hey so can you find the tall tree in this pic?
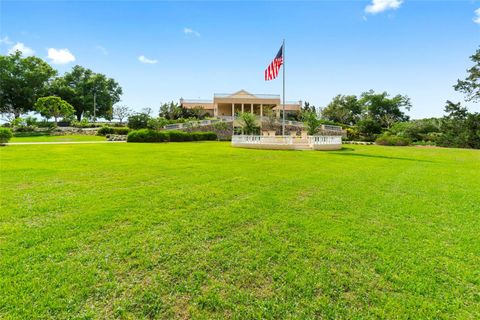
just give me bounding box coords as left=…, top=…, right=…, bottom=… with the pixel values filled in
left=301, top=109, right=322, bottom=135
left=322, top=95, right=362, bottom=125
left=0, top=51, right=57, bottom=118
left=34, top=96, right=75, bottom=125
left=454, top=48, right=480, bottom=103
left=50, top=65, right=122, bottom=120
left=159, top=102, right=182, bottom=120
left=438, top=101, right=480, bottom=149
left=359, top=90, right=411, bottom=128
left=113, top=105, right=132, bottom=124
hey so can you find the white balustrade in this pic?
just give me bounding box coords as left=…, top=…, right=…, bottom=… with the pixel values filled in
left=232, top=135, right=341, bottom=146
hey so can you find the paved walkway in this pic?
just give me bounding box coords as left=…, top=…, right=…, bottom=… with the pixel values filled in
left=6, top=141, right=126, bottom=146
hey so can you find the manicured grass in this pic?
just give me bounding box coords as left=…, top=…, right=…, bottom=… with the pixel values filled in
left=10, top=134, right=106, bottom=143
left=0, top=142, right=479, bottom=319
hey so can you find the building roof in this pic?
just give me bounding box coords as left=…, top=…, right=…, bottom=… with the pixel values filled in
left=181, top=90, right=301, bottom=109
left=214, top=90, right=280, bottom=100
left=181, top=99, right=213, bottom=104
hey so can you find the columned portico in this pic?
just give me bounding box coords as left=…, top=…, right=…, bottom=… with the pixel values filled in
left=181, top=89, right=302, bottom=119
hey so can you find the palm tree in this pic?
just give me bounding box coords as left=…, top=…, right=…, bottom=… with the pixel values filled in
left=239, top=112, right=257, bottom=135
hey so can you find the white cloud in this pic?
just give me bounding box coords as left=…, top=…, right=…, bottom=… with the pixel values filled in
left=138, top=55, right=158, bottom=64
left=96, top=45, right=108, bottom=56
left=7, top=42, right=35, bottom=56
left=47, top=48, right=76, bottom=64
left=474, top=8, right=480, bottom=24
left=0, top=36, right=13, bottom=45
left=365, top=0, right=403, bottom=14
left=183, top=27, right=200, bottom=37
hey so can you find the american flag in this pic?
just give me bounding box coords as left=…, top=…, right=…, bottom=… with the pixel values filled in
left=264, top=45, right=284, bottom=81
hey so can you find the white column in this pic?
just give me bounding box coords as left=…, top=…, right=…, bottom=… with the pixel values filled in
left=260, top=104, right=263, bottom=118
left=232, top=103, right=234, bottom=118
left=241, top=103, right=244, bottom=113
left=214, top=103, right=218, bottom=117
left=250, top=104, right=253, bottom=113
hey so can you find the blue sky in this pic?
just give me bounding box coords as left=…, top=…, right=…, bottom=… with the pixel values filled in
left=1, top=0, right=479, bottom=118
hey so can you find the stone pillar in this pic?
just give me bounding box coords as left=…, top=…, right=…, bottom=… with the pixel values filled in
left=250, top=104, right=253, bottom=113
left=241, top=103, right=244, bottom=113
left=260, top=104, right=263, bottom=118
left=232, top=103, right=234, bottom=118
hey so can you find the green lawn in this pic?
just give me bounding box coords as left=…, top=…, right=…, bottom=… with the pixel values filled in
left=0, top=142, right=479, bottom=319
left=10, top=134, right=106, bottom=143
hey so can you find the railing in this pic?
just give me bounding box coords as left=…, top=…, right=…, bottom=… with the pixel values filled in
left=232, top=135, right=294, bottom=145
left=232, top=135, right=341, bottom=145
left=307, top=136, right=342, bottom=145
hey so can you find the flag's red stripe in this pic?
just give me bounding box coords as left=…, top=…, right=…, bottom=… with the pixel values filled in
left=264, top=56, right=283, bottom=81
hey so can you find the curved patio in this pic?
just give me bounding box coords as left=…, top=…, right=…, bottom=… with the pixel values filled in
left=231, top=135, right=342, bottom=150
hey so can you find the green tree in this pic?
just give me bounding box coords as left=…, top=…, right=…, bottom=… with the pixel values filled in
left=113, top=105, right=132, bottom=124
left=0, top=51, right=57, bottom=118
left=437, top=101, right=480, bottom=149
left=359, top=90, right=411, bottom=128
left=239, top=112, right=258, bottom=135
left=263, top=108, right=277, bottom=131
left=128, top=113, right=150, bottom=130
left=301, top=101, right=316, bottom=114
left=301, top=110, right=322, bottom=135
left=454, top=48, right=480, bottom=103
left=159, top=102, right=183, bottom=120
left=357, top=117, right=382, bottom=141
left=147, top=117, right=168, bottom=131
left=50, top=65, right=122, bottom=121
left=322, top=95, right=362, bottom=125
left=34, top=96, right=75, bottom=125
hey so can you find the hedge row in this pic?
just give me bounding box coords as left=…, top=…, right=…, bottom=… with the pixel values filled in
left=97, top=126, right=130, bottom=136
left=127, top=130, right=217, bottom=143
left=375, top=134, right=411, bottom=146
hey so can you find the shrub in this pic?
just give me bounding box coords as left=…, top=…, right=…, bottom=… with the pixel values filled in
left=375, top=134, right=411, bottom=146
left=114, top=127, right=130, bottom=135
left=128, top=114, right=150, bottom=130
left=168, top=130, right=189, bottom=142
left=14, top=126, right=35, bottom=132
left=97, top=126, right=114, bottom=135
left=25, top=116, right=38, bottom=126
left=127, top=129, right=169, bottom=142
left=37, top=120, right=56, bottom=129
left=0, top=127, right=13, bottom=144
left=127, top=130, right=217, bottom=143
left=97, top=126, right=130, bottom=136
left=71, top=119, right=100, bottom=128
left=196, top=132, right=217, bottom=141
left=147, top=117, right=168, bottom=131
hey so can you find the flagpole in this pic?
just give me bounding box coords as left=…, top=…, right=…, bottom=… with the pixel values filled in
left=282, top=39, right=285, bottom=136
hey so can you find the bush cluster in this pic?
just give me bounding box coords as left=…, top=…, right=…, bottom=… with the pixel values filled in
left=97, top=126, right=130, bottom=136
left=0, top=127, right=13, bottom=144
left=127, top=130, right=217, bottom=143
left=375, top=134, right=411, bottom=146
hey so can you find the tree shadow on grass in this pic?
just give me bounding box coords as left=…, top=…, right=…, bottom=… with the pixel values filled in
left=326, top=150, right=435, bottom=163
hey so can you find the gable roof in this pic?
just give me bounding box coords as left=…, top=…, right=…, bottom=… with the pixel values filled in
left=214, top=90, right=280, bottom=100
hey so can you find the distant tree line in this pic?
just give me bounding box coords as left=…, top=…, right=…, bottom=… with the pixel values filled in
left=0, top=51, right=122, bottom=123
left=300, top=47, right=479, bottom=149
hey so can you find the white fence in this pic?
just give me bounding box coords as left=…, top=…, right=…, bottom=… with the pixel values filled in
left=232, top=135, right=342, bottom=145
left=307, top=136, right=342, bottom=145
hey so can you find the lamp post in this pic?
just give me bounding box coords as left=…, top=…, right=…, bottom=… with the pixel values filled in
left=93, top=92, right=96, bottom=123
